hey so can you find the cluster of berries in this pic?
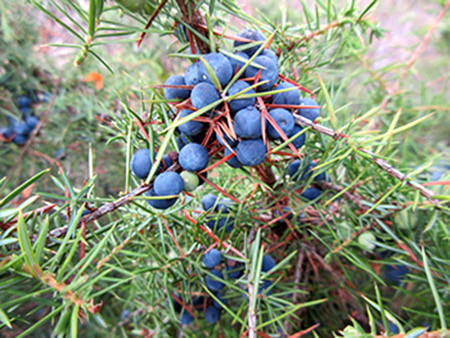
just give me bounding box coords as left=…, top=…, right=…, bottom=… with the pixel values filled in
left=164, top=28, right=320, bottom=169
left=172, top=242, right=276, bottom=326
left=0, top=94, right=47, bottom=145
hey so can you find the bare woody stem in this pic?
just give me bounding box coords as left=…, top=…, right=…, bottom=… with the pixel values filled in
left=175, top=0, right=210, bottom=54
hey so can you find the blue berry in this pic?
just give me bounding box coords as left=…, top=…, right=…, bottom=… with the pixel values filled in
left=205, top=269, right=225, bottom=291
left=205, top=306, right=221, bottom=323
left=302, top=162, right=326, bottom=181
left=191, top=82, right=220, bottom=111
left=273, top=206, right=293, bottom=224
left=198, top=53, right=233, bottom=87
left=181, top=131, right=206, bottom=145
left=224, top=147, right=242, bottom=169
left=227, top=52, right=249, bottom=78
left=185, top=62, right=201, bottom=86
left=202, top=194, right=218, bottom=211
left=14, top=122, right=32, bottom=136
left=226, top=262, right=244, bottom=279
left=298, top=97, right=320, bottom=121
left=25, top=116, right=39, bottom=129
left=234, top=29, right=265, bottom=56
left=178, top=109, right=204, bottom=136
left=217, top=132, right=238, bottom=148
left=273, top=82, right=300, bottom=105
left=261, top=254, right=276, bottom=272
left=130, top=149, right=159, bottom=179
left=1, top=125, right=15, bottom=139
left=164, top=75, right=190, bottom=101
left=213, top=292, right=227, bottom=308
left=233, top=106, right=262, bottom=139
left=262, top=49, right=278, bottom=65
left=289, top=125, right=306, bottom=149
left=258, top=280, right=273, bottom=296
left=203, top=248, right=222, bottom=268
left=288, top=160, right=302, bottom=179
left=153, top=172, right=184, bottom=196
left=162, top=154, right=172, bottom=169
left=217, top=198, right=232, bottom=213
left=176, top=136, right=186, bottom=150
left=178, top=143, right=209, bottom=171
left=180, top=310, right=194, bottom=325
left=267, top=108, right=294, bottom=140
left=20, top=107, right=31, bottom=116
left=17, top=96, right=31, bottom=108
left=145, top=188, right=177, bottom=210
left=12, top=134, right=28, bottom=145
left=385, top=264, right=409, bottom=284
left=244, top=55, right=278, bottom=91
left=236, top=139, right=267, bottom=166
left=227, top=81, right=255, bottom=113
left=301, top=187, right=322, bottom=201
left=207, top=217, right=234, bottom=233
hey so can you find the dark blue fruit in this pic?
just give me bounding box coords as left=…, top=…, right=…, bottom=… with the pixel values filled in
left=217, top=132, right=238, bottom=148
left=12, top=134, right=28, bottom=145
left=273, top=82, right=300, bottom=105
left=176, top=136, right=186, bottom=150
left=262, top=49, right=278, bottom=65
left=145, top=188, right=177, bottom=210
left=262, top=254, right=276, bottom=272
left=1, top=125, right=15, bottom=139
left=213, top=292, right=227, bottom=308
left=227, top=262, right=244, bottom=279
left=233, top=106, right=262, bottom=139
left=205, top=306, right=221, bottom=323
left=170, top=292, right=182, bottom=312
left=301, top=187, right=322, bottom=201
left=14, top=122, right=32, bottom=136
left=258, top=280, right=273, bottom=296
left=289, top=125, right=306, bottom=148
left=385, top=264, right=409, bottom=284
left=207, top=217, right=234, bottom=233
left=191, top=82, right=220, bottom=111
left=130, top=149, right=157, bottom=179
left=288, top=160, right=302, bottom=179
left=164, top=75, right=190, bottom=101
left=20, top=107, right=31, bottom=116
left=227, top=51, right=249, bottom=77
left=227, top=81, right=255, bottom=113
left=162, top=154, right=172, bottom=169
left=273, top=206, right=293, bottom=223
left=198, top=53, right=232, bottom=87
left=302, top=162, right=326, bottom=181
left=154, top=172, right=184, bottom=196
left=185, top=62, right=201, bottom=86
left=234, top=29, right=265, bottom=56
left=17, top=96, right=31, bottom=108
left=181, top=131, right=206, bottom=145
left=205, top=269, right=225, bottom=291
left=298, top=97, right=320, bottom=121
left=244, top=55, right=278, bottom=91
left=267, top=108, right=294, bottom=140
left=25, top=116, right=39, bottom=129
left=178, top=143, right=209, bottom=171
left=202, top=194, right=218, bottom=211
left=178, top=109, right=204, bottom=136
left=217, top=198, right=232, bottom=213
left=203, top=248, right=222, bottom=268
left=180, top=310, right=194, bottom=325
left=236, top=139, right=267, bottom=166
left=224, top=147, right=242, bottom=169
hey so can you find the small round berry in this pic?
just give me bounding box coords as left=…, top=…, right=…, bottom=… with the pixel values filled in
left=178, top=143, right=209, bottom=171
left=153, top=172, right=185, bottom=196
left=203, top=248, right=222, bottom=268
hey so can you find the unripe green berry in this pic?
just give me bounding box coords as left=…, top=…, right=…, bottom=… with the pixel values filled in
left=358, top=232, right=376, bottom=251
left=180, top=171, right=199, bottom=192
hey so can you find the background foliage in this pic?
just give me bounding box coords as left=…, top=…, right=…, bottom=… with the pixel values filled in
left=0, top=0, right=449, bottom=337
